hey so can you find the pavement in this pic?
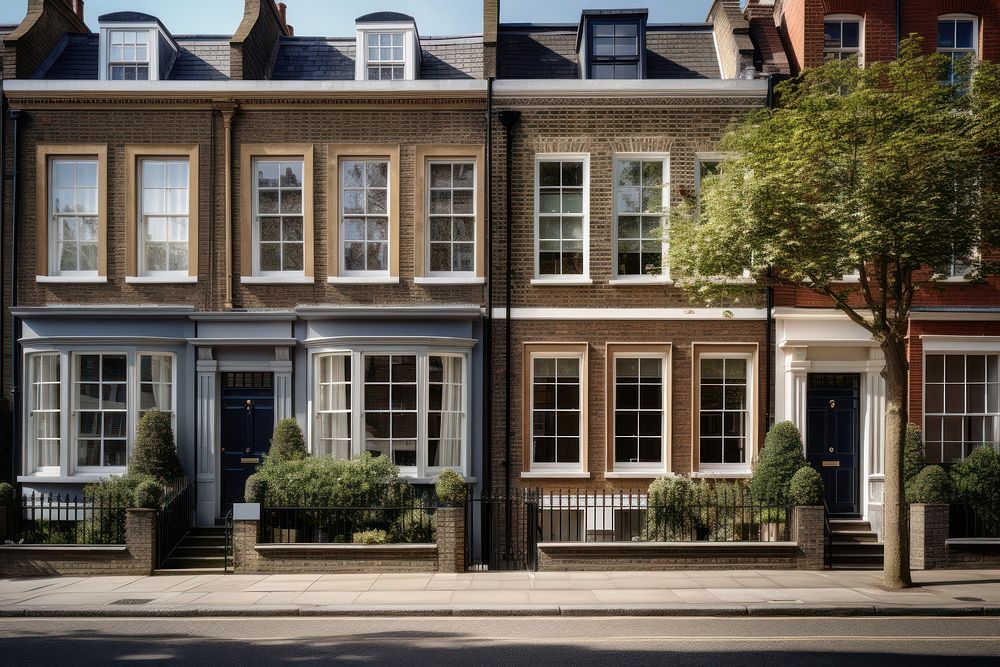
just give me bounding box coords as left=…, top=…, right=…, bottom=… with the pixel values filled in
left=1, top=569, right=1000, bottom=617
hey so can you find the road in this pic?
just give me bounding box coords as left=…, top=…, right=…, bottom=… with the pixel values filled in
left=1, top=616, right=998, bottom=664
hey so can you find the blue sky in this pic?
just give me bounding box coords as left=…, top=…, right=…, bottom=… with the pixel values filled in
left=0, top=1, right=717, bottom=36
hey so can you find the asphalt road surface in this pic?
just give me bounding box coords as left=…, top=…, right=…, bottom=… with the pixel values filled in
left=1, top=616, right=998, bottom=665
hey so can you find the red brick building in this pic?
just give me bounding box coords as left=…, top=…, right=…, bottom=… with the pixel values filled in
left=755, top=0, right=1000, bottom=535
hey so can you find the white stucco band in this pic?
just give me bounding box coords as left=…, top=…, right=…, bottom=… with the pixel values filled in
left=775, top=309, right=887, bottom=537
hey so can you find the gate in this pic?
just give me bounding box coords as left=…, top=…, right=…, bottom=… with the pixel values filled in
left=465, top=489, right=538, bottom=571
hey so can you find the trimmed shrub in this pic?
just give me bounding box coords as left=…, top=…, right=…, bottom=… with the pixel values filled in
left=130, top=411, right=184, bottom=483
left=352, top=529, right=390, bottom=545
left=435, top=468, right=467, bottom=506
left=644, top=475, right=698, bottom=541
left=244, top=473, right=267, bottom=505
left=133, top=480, right=165, bottom=509
left=906, top=465, right=952, bottom=504
left=904, top=423, right=926, bottom=483
left=789, top=466, right=824, bottom=506
left=0, top=481, right=13, bottom=506
left=750, top=421, right=807, bottom=504
left=951, top=446, right=1000, bottom=533
left=268, top=418, right=307, bottom=463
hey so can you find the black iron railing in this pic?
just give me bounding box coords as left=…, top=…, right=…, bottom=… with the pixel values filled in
left=465, top=489, right=539, bottom=571
left=950, top=497, right=1000, bottom=539
left=536, top=488, right=792, bottom=543
left=260, top=500, right=437, bottom=544
left=4, top=490, right=128, bottom=545
left=155, top=481, right=194, bottom=567
left=224, top=509, right=234, bottom=573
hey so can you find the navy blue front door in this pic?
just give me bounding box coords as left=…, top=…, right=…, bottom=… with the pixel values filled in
left=806, top=373, right=861, bottom=516
left=220, top=372, right=275, bottom=514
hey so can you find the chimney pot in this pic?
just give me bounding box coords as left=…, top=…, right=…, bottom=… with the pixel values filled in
left=286, top=24, right=294, bottom=37
left=277, top=2, right=287, bottom=27
left=71, top=0, right=84, bottom=22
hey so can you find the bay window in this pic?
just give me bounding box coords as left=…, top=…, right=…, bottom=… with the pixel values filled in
left=23, top=349, right=176, bottom=477
left=311, top=348, right=469, bottom=477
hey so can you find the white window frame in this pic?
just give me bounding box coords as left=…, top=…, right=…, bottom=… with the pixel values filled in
left=251, top=157, right=306, bottom=279
left=137, top=157, right=191, bottom=280
left=308, top=346, right=471, bottom=479
left=697, top=352, right=754, bottom=473
left=612, top=153, right=670, bottom=283
left=426, top=159, right=478, bottom=278
left=20, top=347, right=177, bottom=480
left=98, top=24, right=166, bottom=81
left=48, top=157, right=100, bottom=278
left=823, top=14, right=864, bottom=65
left=611, top=351, right=669, bottom=473
left=339, top=157, right=392, bottom=279
left=25, top=352, right=62, bottom=475
left=938, top=13, right=979, bottom=85
left=922, top=351, right=1000, bottom=463
left=533, top=153, right=591, bottom=284
left=529, top=350, right=586, bottom=472
left=355, top=23, right=419, bottom=81
left=694, top=152, right=752, bottom=281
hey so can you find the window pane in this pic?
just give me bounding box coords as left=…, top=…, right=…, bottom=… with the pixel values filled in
left=841, top=21, right=860, bottom=48
left=938, top=21, right=954, bottom=48
left=955, top=20, right=973, bottom=50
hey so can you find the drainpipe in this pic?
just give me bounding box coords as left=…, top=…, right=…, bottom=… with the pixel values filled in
left=222, top=107, right=237, bottom=309
left=0, top=93, right=5, bottom=480
left=895, top=0, right=902, bottom=57
left=764, top=75, right=776, bottom=430
left=498, top=110, right=520, bottom=504
left=8, top=110, right=23, bottom=481
left=484, top=78, right=494, bottom=497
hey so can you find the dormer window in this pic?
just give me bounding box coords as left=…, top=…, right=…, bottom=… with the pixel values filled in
left=588, top=21, right=640, bottom=79
left=98, top=12, right=178, bottom=82
left=366, top=32, right=405, bottom=80
left=355, top=13, right=421, bottom=81
left=108, top=30, right=150, bottom=80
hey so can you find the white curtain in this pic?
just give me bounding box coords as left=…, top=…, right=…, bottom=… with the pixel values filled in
left=437, top=356, right=463, bottom=467
left=151, top=355, right=172, bottom=411
left=319, top=353, right=351, bottom=459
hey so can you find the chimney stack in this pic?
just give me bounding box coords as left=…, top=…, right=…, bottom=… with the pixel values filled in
left=277, top=2, right=287, bottom=28
left=71, top=0, right=84, bottom=22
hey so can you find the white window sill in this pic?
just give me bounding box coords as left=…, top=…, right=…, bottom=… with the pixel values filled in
left=414, top=276, right=486, bottom=285
left=17, top=474, right=118, bottom=484
left=126, top=276, right=198, bottom=284
left=608, top=276, right=672, bottom=286
left=691, top=470, right=752, bottom=479
left=241, top=276, right=315, bottom=285
left=36, top=275, right=107, bottom=284
left=530, top=277, right=593, bottom=286
left=833, top=275, right=860, bottom=284
left=934, top=276, right=973, bottom=283
left=328, top=276, right=400, bottom=285
left=521, top=471, right=592, bottom=479
left=604, top=471, right=667, bottom=479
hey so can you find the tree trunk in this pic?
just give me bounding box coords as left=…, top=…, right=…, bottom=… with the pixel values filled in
left=880, top=336, right=912, bottom=589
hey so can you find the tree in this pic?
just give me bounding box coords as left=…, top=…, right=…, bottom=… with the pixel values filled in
left=670, top=40, right=1000, bottom=588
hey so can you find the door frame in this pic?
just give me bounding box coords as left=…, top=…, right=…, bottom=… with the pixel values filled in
left=219, top=371, right=277, bottom=514
left=806, top=372, right=862, bottom=516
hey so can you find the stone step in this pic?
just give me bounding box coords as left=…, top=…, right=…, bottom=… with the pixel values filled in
left=829, top=519, right=872, bottom=532
left=152, top=567, right=226, bottom=576
left=829, top=531, right=880, bottom=543
left=831, top=542, right=884, bottom=555
left=170, top=544, right=226, bottom=558
left=159, top=556, right=228, bottom=570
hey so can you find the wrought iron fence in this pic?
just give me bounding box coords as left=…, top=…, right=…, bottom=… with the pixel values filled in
left=224, top=509, right=234, bottom=573
left=950, top=497, right=1000, bottom=538
left=260, top=499, right=437, bottom=544
left=155, top=481, right=194, bottom=567
left=465, top=489, right=538, bottom=571
left=3, top=490, right=128, bottom=545
left=536, top=488, right=792, bottom=543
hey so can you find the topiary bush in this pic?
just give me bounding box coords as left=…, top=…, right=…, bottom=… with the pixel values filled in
left=789, top=466, right=824, bottom=506
left=905, top=465, right=952, bottom=504
left=129, top=411, right=184, bottom=483
left=255, top=453, right=411, bottom=508
left=0, top=481, right=13, bottom=507
left=244, top=472, right=267, bottom=504
left=352, top=529, right=390, bottom=545
left=435, top=468, right=467, bottom=506
left=644, top=475, right=698, bottom=541
left=750, top=421, right=807, bottom=504
left=267, top=418, right=307, bottom=463
left=904, top=423, right=926, bottom=483
left=133, top=479, right=165, bottom=509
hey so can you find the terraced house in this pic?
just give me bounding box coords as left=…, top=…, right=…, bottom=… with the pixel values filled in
left=1, top=0, right=489, bottom=526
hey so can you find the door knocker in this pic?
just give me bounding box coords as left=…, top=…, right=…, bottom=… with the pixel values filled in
left=829, top=399, right=836, bottom=409
left=245, top=399, right=253, bottom=414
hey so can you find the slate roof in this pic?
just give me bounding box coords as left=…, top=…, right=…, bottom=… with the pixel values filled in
left=40, top=33, right=231, bottom=80
left=498, top=24, right=721, bottom=79
left=271, top=35, right=483, bottom=80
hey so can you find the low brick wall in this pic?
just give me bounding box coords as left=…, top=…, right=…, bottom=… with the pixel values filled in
left=910, top=504, right=1000, bottom=570
left=232, top=507, right=465, bottom=574
left=0, top=509, right=157, bottom=577
left=537, top=505, right=826, bottom=572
